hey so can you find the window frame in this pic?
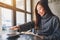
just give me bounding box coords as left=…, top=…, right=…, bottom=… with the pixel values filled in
left=0, top=0, right=33, bottom=26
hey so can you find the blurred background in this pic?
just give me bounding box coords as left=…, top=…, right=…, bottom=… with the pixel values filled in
left=0, top=0, right=60, bottom=34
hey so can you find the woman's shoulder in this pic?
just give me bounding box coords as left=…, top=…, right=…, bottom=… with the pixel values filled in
left=52, top=15, right=59, bottom=19
left=52, top=15, right=60, bottom=21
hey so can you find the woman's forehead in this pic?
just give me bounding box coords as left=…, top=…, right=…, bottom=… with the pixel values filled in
left=37, top=4, right=44, bottom=8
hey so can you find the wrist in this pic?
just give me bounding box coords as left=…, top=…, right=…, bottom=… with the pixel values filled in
left=39, top=36, right=44, bottom=40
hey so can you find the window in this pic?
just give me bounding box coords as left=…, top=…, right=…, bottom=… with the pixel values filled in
left=27, top=14, right=31, bottom=22
left=26, top=0, right=31, bottom=12
left=1, top=7, right=13, bottom=30
left=0, top=0, right=32, bottom=31
left=16, top=11, right=25, bottom=25
left=0, top=0, right=12, bottom=5
left=0, top=7, right=2, bottom=32
left=16, top=0, right=25, bottom=10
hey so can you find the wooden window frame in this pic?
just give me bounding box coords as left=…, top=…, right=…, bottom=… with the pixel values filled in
left=0, top=0, right=32, bottom=26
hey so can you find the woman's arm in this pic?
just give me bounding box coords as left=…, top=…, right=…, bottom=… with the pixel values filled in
left=10, top=21, right=35, bottom=32
left=19, top=21, right=35, bottom=31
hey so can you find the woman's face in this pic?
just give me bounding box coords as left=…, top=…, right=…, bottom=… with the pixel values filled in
left=37, top=4, right=46, bottom=16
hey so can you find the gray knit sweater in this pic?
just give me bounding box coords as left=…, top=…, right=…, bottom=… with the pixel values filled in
left=20, top=13, right=60, bottom=40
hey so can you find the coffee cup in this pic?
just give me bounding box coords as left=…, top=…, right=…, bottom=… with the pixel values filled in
left=7, top=28, right=17, bottom=35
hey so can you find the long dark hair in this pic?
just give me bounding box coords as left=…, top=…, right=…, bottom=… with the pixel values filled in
left=35, top=0, right=54, bottom=27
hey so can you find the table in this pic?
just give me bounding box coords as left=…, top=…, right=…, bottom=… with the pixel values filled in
left=1, top=33, right=42, bottom=40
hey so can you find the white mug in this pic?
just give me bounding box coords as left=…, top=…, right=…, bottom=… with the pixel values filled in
left=6, top=28, right=17, bottom=34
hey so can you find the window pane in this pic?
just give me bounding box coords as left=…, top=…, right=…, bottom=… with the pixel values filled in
left=26, top=0, right=31, bottom=12
left=1, top=7, right=13, bottom=30
left=16, top=11, right=25, bottom=25
left=27, top=14, right=31, bottom=22
left=0, top=7, right=2, bottom=32
left=16, top=0, right=25, bottom=10
left=0, top=0, right=12, bottom=5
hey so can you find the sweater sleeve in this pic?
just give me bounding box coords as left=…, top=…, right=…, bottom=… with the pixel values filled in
left=44, top=17, right=60, bottom=40
left=18, top=21, right=35, bottom=31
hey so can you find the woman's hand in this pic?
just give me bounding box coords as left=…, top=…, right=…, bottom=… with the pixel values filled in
left=39, top=36, right=44, bottom=40
left=10, top=25, right=20, bottom=31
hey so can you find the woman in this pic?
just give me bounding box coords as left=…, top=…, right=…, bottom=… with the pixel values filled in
left=11, top=0, right=60, bottom=40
